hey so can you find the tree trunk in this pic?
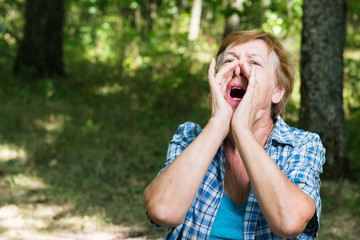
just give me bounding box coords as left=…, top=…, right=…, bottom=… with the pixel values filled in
left=300, top=0, right=348, bottom=179
left=223, top=0, right=243, bottom=38
left=188, top=0, right=202, bottom=41
left=13, top=0, right=65, bottom=77
left=141, top=0, right=156, bottom=34
left=224, top=14, right=241, bottom=38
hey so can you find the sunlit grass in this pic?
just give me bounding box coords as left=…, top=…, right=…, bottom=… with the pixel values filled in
left=0, top=144, right=27, bottom=163
left=0, top=203, right=154, bottom=240
left=344, top=49, right=360, bottom=60
left=34, top=114, right=67, bottom=133
left=95, top=83, right=125, bottom=96
left=8, top=175, right=49, bottom=190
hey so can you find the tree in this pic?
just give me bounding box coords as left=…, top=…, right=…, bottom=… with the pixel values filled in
left=223, top=0, right=243, bottom=38
left=222, top=0, right=267, bottom=38
left=188, top=0, right=202, bottom=41
left=299, top=0, right=348, bottom=179
left=13, top=0, right=65, bottom=77
left=141, top=0, right=157, bottom=34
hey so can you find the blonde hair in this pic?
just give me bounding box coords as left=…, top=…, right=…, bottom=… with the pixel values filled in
left=216, top=30, right=294, bottom=119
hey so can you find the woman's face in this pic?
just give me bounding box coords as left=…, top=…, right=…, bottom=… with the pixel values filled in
left=218, top=40, right=284, bottom=115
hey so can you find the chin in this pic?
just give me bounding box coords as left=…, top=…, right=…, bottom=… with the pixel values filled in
left=228, top=98, right=241, bottom=110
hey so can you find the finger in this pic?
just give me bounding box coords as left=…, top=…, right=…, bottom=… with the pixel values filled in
left=221, top=59, right=239, bottom=72
left=246, top=68, right=256, bottom=96
left=216, top=60, right=238, bottom=83
left=242, top=67, right=257, bottom=106
left=220, top=73, right=233, bottom=91
left=248, top=67, right=261, bottom=111
left=218, top=64, right=239, bottom=90
left=223, top=66, right=238, bottom=86
left=208, top=58, right=225, bottom=100
left=208, top=58, right=220, bottom=92
left=207, top=58, right=216, bottom=84
left=248, top=66, right=257, bottom=89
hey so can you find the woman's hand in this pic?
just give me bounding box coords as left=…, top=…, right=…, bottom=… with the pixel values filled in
left=208, top=58, right=238, bottom=125
left=231, top=66, right=266, bottom=131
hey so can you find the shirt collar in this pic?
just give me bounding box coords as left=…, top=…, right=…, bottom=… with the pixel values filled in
left=269, top=115, right=296, bottom=147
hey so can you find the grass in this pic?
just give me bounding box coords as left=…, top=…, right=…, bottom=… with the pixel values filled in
left=1, top=2, right=359, bottom=237
left=319, top=180, right=360, bottom=239
left=0, top=76, right=358, bottom=240
left=0, top=78, right=169, bottom=239
left=0, top=43, right=359, bottom=239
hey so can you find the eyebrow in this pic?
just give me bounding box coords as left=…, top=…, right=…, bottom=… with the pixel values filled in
left=223, top=51, right=265, bottom=61
left=223, top=51, right=238, bottom=58
left=246, top=53, right=265, bottom=61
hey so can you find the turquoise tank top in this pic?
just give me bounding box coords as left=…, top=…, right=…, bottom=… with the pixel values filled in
left=209, top=193, right=246, bottom=240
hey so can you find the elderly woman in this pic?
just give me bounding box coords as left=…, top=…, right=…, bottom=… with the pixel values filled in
left=143, top=30, right=326, bottom=239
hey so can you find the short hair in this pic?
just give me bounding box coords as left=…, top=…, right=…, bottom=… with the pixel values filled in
left=215, top=29, right=295, bottom=120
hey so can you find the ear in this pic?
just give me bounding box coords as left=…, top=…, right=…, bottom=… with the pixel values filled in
left=272, top=86, right=285, bottom=104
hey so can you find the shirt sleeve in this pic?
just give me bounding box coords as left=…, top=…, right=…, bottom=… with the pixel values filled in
left=146, top=122, right=202, bottom=228
left=158, top=122, right=202, bottom=174
left=283, top=132, right=326, bottom=238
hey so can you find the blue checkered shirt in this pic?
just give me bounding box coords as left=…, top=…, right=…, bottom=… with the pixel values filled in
left=156, top=116, right=325, bottom=240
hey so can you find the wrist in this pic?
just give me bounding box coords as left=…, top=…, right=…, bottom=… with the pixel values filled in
left=231, top=120, right=251, bottom=134
left=231, top=123, right=252, bottom=144
left=208, top=116, right=230, bottom=139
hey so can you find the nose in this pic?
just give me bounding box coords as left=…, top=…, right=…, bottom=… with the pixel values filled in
left=239, top=60, right=251, bottom=79
left=233, top=63, right=245, bottom=78
left=234, top=65, right=241, bottom=77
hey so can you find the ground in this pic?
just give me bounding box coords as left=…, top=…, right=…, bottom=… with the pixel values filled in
left=0, top=174, right=163, bottom=240
left=0, top=169, right=359, bottom=240
left=0, top=88, right=358, bottom=240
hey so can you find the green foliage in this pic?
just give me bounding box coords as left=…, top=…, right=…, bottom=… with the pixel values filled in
left=344, top=52, right=360, bottom=181
left=262, top=0, right=303, bottom=37
left=0, top=0, right=359, bottom=238
left=346, top=0, right=360, bottom=49
left=343, top=0, right=360, bottom=181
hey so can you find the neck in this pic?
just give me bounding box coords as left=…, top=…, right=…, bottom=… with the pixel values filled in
left=227, top=115, right=275, bottom=148
left=252, top=115, right=275, bottom=146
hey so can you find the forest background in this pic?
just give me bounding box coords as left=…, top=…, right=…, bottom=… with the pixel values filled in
left=0, top=0, right=359, bottom=239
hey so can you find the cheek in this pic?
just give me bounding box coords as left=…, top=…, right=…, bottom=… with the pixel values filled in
left=259, top=85, right=274, bottom=102
left=257, top=71, right=275, bottom=89
left=260, top=70, right=276, bottom=89
left=257, top=73, right=277, bottom=101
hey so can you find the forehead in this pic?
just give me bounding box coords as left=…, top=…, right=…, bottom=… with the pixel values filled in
left=224, top=39, right=271, bottom=56
left=224, top=39, right=278, bottom=67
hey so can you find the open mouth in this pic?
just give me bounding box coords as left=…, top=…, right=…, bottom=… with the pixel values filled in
left=230, top=87, right=246, bottom=100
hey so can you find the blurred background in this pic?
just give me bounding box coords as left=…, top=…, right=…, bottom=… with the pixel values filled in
left=0, top=0, right=359, bottom=239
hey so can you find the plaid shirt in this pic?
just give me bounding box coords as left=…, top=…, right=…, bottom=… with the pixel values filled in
left=157, top=116, right=325, bottom=240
